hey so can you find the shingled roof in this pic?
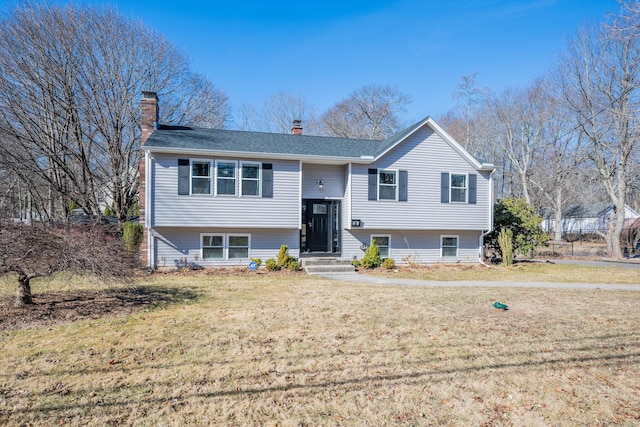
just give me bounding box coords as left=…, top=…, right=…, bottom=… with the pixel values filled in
left=143, top=117, right=495, bottom=171
left=143, top=117, right=431, bottom=161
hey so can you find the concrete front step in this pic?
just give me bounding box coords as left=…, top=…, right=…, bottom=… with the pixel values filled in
left=304, top=264, right=356, bottom=274
left=301, top=257, right=355, bottom=274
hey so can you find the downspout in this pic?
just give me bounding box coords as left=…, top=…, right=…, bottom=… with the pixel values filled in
left=145, top=151, right=153, bottom=268
left=479, top=169, right=495, bottom=267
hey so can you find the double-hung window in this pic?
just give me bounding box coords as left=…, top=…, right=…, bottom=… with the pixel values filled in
left=228, top=235, right=250, bottom=258
left=179, top=158, right=273, bottom=198
left=191, top=160, right=212, bottom=195
left=371, top=235, right=391, bottom=258
left=378, top=170, right=397, bottom=200
left=202, top=234, right=224, bottom=259
left=441, top=235, right=458, bottom=258
left=450, top=174, right=467, bottom=203
left=241, top=162, right=261, bottom=196
left=216, top=161, right=237, bottom=195
left=201, top=234, right=250, bottom=260
left=441, top=172, right=475, bottom=204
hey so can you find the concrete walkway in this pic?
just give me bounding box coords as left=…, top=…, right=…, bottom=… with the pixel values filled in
left=315, top=272, right=640, bottom=291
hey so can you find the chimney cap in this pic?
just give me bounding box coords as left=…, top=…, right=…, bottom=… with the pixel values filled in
left=142, top=91, right=158, bottom=101
left=291, top=119, right=303, bottom=135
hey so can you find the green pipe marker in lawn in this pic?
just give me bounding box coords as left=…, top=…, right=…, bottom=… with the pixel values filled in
left=493, top=301, right=509, bottom=310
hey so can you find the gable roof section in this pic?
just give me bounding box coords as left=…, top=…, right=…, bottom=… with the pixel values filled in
left=143, top=117, right=495, bottom=171
left=372, top=117, right=495, bottom=171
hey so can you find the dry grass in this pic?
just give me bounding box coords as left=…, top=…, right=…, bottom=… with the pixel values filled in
left=1, top=272, right=640, bottom=426
left=370, top=262, right=640, bottom=284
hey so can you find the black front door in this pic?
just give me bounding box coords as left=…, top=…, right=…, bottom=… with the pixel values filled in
left=306, top=200, right=330, bottom=252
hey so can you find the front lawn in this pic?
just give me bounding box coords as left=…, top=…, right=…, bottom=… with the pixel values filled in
left=1, top=272, right=639, bottom=425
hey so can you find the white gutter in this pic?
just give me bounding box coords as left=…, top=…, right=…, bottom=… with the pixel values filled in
left=143, top=146, right=373, bottom=165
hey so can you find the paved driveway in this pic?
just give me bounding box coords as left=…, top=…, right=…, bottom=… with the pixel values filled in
left=316, top=272, right=640, bottom=291
left=548, top=259, right=640, bottom=269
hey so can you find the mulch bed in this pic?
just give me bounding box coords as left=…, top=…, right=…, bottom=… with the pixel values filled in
left=0, top=268, right=303, bottom=332
left=0, top=288, right=155, bottom=332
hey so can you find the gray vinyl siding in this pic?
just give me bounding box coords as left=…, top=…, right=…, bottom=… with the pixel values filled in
left=301, top=163, right=346, bottom=199
left=342, top=229, right=481, bottom=264
left=152, top=227, right=299, bottom=268
left=350, top=126, right=492, bottom=230
left=150, top=153, right=300, bottom=228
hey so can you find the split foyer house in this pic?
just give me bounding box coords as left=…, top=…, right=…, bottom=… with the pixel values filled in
left=139, top=92, right=495, bottom=269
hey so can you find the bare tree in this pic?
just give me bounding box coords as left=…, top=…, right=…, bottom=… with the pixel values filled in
left=0, top=2, right=229, bottom=222
left=453, top=73, right=487, bottom=155
left=557, top=2, right=640, bottom=258
left=489, top=80, right=551, bottom=204
left=261, top=91, right=320, bottom=134
left=234, top=103, right=262, bottom=131
left=527, top=82, right=586, bottom=240
left=321, top=84, right=411, bottom=140
left=0, top=221, right=137, bottom=307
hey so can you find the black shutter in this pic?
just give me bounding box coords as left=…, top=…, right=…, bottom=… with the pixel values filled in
left=368, top=169, right=377, bottom=201
left=468, top=174, right=477, bottom=204
left=178, top=159, right=190, bottom=195
left=262, top=163, right=273, bottom=198
left=441, top=172, right=450, bottom=203
left=399, top=170, right=408, bottom=202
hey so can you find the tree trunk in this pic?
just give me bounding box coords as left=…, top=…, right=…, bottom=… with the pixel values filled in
left=553, top=187, right=563, bottom=242
left=15, top=274, right=33, bottom=307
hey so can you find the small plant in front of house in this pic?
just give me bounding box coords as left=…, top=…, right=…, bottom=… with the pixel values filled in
left=286, top=259, right=299, bottom=271
left=351, top=258, right=361, bottom=268
left=122, top=222, right=144, bottom=254
left=361, top=239, right=381, bottom=269
left=276, top=244, right=299, bottom=270
left=277, top=245, right=290, bottom=267
left=498, top=227, right=514, bottom=267
left=381, top=258, right=395, bottom=270
left=250, top=257, right=262, bottom=268
left=265, top=258, right=279, bottom=271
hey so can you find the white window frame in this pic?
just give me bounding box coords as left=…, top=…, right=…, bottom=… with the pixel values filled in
left=227, top=234, right=251, bottom=259
left=201, top=233, right=224, bottom=259
left=441, top=235, right=459, bottom=258
left=240, top=161, right=262, bottom=197
left=450, top=173, right=468, bottom=203
left=190, top=159, right=213, bottom=195
left=215, top=160, right=238, bottom=196
left=370, top=234, right=391, bottom=259
left=378, top=169, right=398, bottom=201
left=200, top=233, right=251, bottom=260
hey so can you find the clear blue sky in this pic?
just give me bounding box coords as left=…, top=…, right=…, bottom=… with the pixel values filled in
left=0, top=0, right=619, bottom=124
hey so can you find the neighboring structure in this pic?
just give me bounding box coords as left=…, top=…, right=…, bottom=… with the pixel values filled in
left=140, top=92, right=495, bottom=268
left=542, top=203, right=640, bottom=235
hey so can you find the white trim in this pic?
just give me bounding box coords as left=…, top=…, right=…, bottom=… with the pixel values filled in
left=449, top=172, right=468, bottom=203
left=227, top=234, right=251, bottom=259
left=441, top=235, right=459, bottom=258
left=144, top=146, right=365, bottom=164
left=370, top=234, right=391, bottom=258
left=201, top=233, right=225, bottom=260
left=189, top=158, right=213, bottom=196
left=298, top=161, right=303, bottom=230
left=240, top=161, right=262, bottom=197
left=144, top=152, right=152, bottom=267
left=200, top=233, right=251, bottom=260
left=378, top=168, right=399, bottom=201
left=215, top=160, right=238, bottom=196
left=347, top=163, right=352, bottom=229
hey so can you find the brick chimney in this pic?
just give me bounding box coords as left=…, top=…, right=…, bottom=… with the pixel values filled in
left=141, top=91, right=158, bottom=144
left=291, top=119, right=302, bottom=135
left=139, top=91, right=158, bottom=267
